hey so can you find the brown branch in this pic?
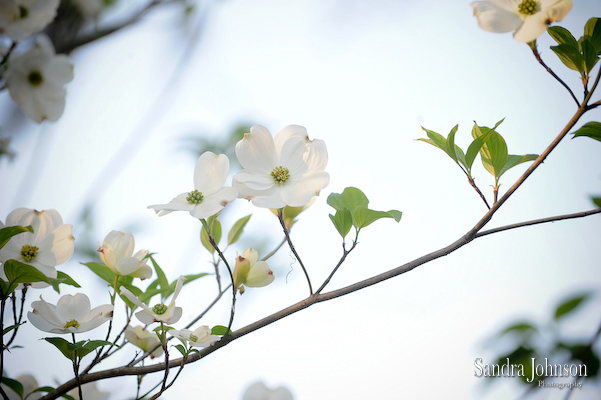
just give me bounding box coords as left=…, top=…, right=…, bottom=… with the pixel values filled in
left=531, top=44, right=580, bottom=107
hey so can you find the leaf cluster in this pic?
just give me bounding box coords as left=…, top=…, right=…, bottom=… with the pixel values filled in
left=549, top=18, right=601, bottom=79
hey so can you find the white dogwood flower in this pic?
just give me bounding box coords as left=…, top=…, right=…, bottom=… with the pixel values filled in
left=232, top=248, right=274, bottom=294
left=242, top=381, right=294, bottom=400
left=28, top=293, right=113, bottom=334
left=125, top=325, right=163, bottom=358
left=0, top=0, right=60, bottom=41
left=470, top=0, right=572, bottom=43
left=169, top=326, right=218, bottom=348
left=3, top=35, right=73, bottom=123
left=0, top=208, right=74, bottom=288
left=120, top=275, right=185, bottom=325
left=98, top=231, right=152, bottom=280
left=148, top=151, right=238, bottom=219
left=233, top=125, right=329, bottom=209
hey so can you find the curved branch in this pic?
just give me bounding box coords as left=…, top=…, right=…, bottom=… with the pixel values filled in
left=40, top=100, right=591, bottom=400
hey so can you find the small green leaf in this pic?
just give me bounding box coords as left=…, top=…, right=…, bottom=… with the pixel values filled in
left=211, top=325, right=233, bottom=336
left=1, top=376, right=24, bottom=398
left=3, top=321, right=25, bottom=336
left=329, top=209, right=352, bottom=239
left=228, top=215, right=251, bottom=245
left=550, top=43, right=584, bottom=72
left=572, top=121, right=601, bottom=142
left=181, top=272, right=209, bottom=285
left=497, top=154, right=538, bottom=179
left=581, top=37, right=600, bottom=73
left=3, top=260, right=51, bottom=294
left=173, top=344, right=187, bottom=356
left=584, top=17, right=601, bottom=53
left=466, top=125, right=494, bottom=170
left=327, top=187, right=369, bottom=213
left=554, top=293, right=591, bottom=320
left=28, top=386, right=76, bottom=400
left=82, top=262, right=116, bottom=285
left=592, top=197, right=601, bottom=208
left=548, top=26, right=579, bottom=48
left=211, top=220, right=222, bottom=246
left=44, top=337, right=76, bottom=360
left=353, top=206, right=402, bottom=230
left=499, top=322, right=538, bottom=336
left=148, top=255, right=169, bottom=301
left=0, top=225, right=33, bottom=250
left=200, top=225, right=215, bottom=254
left=48, top=271, right=81, bottom=294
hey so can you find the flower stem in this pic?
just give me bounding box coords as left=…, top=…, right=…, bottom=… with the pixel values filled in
left=72, top=333, right=83, bottom=400
left=277, top=209, right=313, bottom=295
left=208, top=235, right=237, bottom=339
left=0, top=299, right=9, bottom=400
left=530, top=43, right=580, bottom=107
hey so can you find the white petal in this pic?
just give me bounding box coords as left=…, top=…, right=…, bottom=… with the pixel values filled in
left=513, top=12, right=549, bottom=42
left=116, top=258, right=152, bottom=278
left=235, top=125, right=278, bottom=173
left=232, top=171, right=275, bottom=191
left=104, top=231, right=134, bottom=261
left=245, top=261, right=275, bottom=288
left=30, top=296, right=63, bottom=328
left=28, top=311, right=65, bottom=334
left=470, top=1, right=523, bottom=33
left=56, top=293, right=91, bottom=322
left=135, top=310, right=157, bottom=325
left=248, top=186, right=286, bottom=209
left=50, top=223, right=75, bottom=265
left=165, top=306, right=183, bottom=325
left=241, top=248, right=259, bottom=264
left=170, top=275, right=186, bottom=305
left=280, top=172, right=330, bottom=207
left=274, top=125, right=308, bottom=156
left=193, top=152, right=230, bottom=195
left=148, top=192, right=195, bottom=216
left=189, top=187, right=238, bottom=219
left=278, top=134, right=310, bottom=176
left=77, top=304, right=113, bottom=332
left=305, top=138, right=328, bottom=173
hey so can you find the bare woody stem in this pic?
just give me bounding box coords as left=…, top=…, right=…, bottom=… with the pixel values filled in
left=208, top=236, right=237, bottom=339
left=277, top=209, right=313, bottom=295
left=531, top=44, right=581, bottom=107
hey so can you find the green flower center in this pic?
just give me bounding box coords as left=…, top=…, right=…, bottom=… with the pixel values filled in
left=518, top=0, right=539, bottom=15
left=189, top=334, right=198, bottom=342
left=271, top=166, right=290, bottom=184
left=20, top=244, right=39, bottom=262
left=186, top=189, right=204, bottom=204
left=64, top=319, right=80, bottom=330
left=19, top=6, right=28, bottom=19
left=27, top=71, right=43, bottom=87
left=152, top=303, right=168, bottom=315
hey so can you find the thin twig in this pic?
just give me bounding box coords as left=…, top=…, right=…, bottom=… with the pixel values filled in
left=261, top=237, right=287, bottom=261
left=531, top=44, right=580, bottom=107
left=315, top=240, right=358, bottom=295
left=277, top=210, right=313, bottom=295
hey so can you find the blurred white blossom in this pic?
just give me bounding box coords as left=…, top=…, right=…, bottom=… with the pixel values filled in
left=233, top=125, right=329, bottom=209
left=0, top=0, right=60, bottom=41
left=28, top=293, right=113, bottom=334
left=242, top=381, right=294, bottom=400
left=72, top=0, right=104, bottom=18
left=470, top=0, right=572, bottom=43
left=2, top=374, right=41, bottom=400
left=67, top=382, right=111, bottom=400
left=4, top=35, right=73, bottom=123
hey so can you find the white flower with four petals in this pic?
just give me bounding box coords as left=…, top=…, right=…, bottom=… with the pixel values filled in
left=98, top=230, right=152, bottom=280
left=120, top=275, right=185, bottom=325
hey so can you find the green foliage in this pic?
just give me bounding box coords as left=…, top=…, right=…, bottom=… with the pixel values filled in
left=572, top=121, right=601, bottom=142
left=44, top=337, right=114, bottom=361
left=28, top=387, right=75, bottom=400
left=211, top=325, right=233, bottom=336
left=327, top=187, right=401, bottom=240
left=1, top=376, right=23, bottom=398
left=200, top=216, right=222, bottom=254
left=549, top=18, right=601, bottom=78
left=3, top=322, right=25, bottom=336
left=593, top=197, right=601, bottom=208
left=1, top=260, right=50, bottom=297
left=0, top=225, right=33, bottom=250
left=228, top=215, right=251, bottom=245
left=81, top=262, right=142, bottom=309
left=553, top=292, right=591, bottom=320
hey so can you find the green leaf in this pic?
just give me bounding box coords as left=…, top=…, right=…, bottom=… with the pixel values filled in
left=548, top=26, right=579, bottom=48
left=584, top=17, right=601, bottom=54
left=446, top=125, right=459, bottom=162
left=211, top=325, right=233, bottom=336
left=329, top=209, right=352, bottom=239
left=554, top=293, right=591, bottom=320
left=3, top=321, right=25, bottom=336
left=418, top=125, right=463, bottom=164
left=581, top=37, right=600, bottom=73
left=2, top=260, right=51, bottom=295
left=497, top=154, right=538, bottom=179
left=327, top=187, right=369, bottom=214
left=82, top=262, right=116, bottom=285
left=466, top=125, right=494, bottom=170
left=173, top=344, right=187, bottom=357
left=572, top=121, right=601, bottom=142
left=353, top=206, right=402, bottom=230
left=200, top=225, right=215, bottom=254
left=44, top=337, right=76, bottom=360
left=48, top=271, right=81, bottom=294
left=211, top=220, right=222, bottom=247
left=28, top=386, right=76, bottom=400
left=592, top=197, right=601, bottom=208
left=74, top=340, right=114, bottom=358
left=0, top=225, right=33, bottom=250
left=499, top=322, right=538, bottom=337
left=550, top=43, right=584, bottom=72
left=228, top=215, right=251, bottom=245
left=1, top=376, right=24, bottom=398
left=181, top=272, right=209, bottom=285
left=148, top=255, right=169, bottom=301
